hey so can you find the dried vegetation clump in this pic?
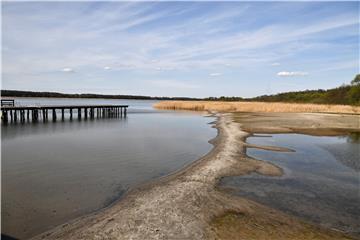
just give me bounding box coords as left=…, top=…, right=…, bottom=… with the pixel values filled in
left=154, top=101, right=360, bottom=114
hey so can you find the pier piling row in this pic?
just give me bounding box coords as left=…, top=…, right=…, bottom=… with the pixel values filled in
left=1, top=105, right=128, bottom=124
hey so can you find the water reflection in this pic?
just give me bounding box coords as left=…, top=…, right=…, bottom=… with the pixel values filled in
left=2, top=117, right=128, bottom=140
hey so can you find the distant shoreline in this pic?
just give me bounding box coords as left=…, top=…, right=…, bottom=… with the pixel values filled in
left=1, top=90, right=199, bottom=101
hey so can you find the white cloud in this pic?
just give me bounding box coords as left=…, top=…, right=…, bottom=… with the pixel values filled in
left=209, top=73, right=222, bottom=77
left=277, top=71, right=308, bottom=77
left=271, top=62, right=280, bottom=66
left=62, top=68, right=74, bottom=73
left=104, top=66, right=111, bottom=70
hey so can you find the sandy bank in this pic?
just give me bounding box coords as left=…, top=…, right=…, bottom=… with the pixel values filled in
left=32, top=113, right=357, bottom=240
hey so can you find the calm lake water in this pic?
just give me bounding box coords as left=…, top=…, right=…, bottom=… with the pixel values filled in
left=219, top=133, right=360, bottom=237
left=1, top=98, right=216, bottom=239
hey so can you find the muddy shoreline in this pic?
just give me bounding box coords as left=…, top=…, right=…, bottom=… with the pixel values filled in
left=32, top=112, right=359, bottom=240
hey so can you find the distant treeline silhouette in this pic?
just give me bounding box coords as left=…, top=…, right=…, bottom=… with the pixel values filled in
left=2, top=74, right=359, bottom=105
left=205, top=74, right=360, bottom=105
left=0, top=90, right=200, bottom=101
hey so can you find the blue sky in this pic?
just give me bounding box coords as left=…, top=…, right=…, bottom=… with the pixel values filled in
left=2, top=2, right=359, bottom=97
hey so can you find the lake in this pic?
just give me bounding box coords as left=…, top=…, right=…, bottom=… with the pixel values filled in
left=219, top=133, right=360, bottom=237
left=1, top=98, right=216, bottom=239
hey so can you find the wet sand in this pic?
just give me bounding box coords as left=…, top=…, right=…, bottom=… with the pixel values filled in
left=32, top=112, right=359, bottom=240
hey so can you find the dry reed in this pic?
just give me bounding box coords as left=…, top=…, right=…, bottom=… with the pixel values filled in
left=154, top=101, right=360, bottom=114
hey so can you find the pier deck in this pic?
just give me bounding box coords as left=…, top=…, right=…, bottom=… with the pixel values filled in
left=1, top=105, right=128, bottom=123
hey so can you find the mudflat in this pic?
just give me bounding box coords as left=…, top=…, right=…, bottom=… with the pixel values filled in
left=32, top=112, right=359, bottom=240
left=233, top=112, right=360, bottom=135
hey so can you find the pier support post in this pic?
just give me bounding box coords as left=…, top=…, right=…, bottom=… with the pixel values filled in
left=14, top=110, right=17, bottom=123
left=52, top=109, right=57, bottom=121
left=20, top=110, right=25, bottom=123
left=22, top=110, right=26, bottom=123
left=33, top=109, right=38, bottom=122
left=27, top=110, right=30, bottom=121
left=70, top=108, right=73, bottom=120
left=42, top=109, right=46, bottom=122
left=61, top=109, right=65, bottom=121
left=2, top=110, right=8, bottom=123
left=5, top=110, right=9, bottom=123
left=78, top=108, right=81, bottom=120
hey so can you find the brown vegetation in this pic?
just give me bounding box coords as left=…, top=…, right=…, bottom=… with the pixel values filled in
left=154, top=101, right=360, bottom=114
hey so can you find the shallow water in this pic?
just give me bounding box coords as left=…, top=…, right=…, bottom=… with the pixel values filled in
left=219, top=133, right=360, bottom=236
left=1, top=98, right=216, bottom=239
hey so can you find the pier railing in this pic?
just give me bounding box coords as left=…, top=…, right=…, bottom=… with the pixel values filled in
left=1, top=105, right=128, bottom=124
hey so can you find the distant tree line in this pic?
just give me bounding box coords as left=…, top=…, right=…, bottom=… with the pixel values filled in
left=206, top=96, right=244, bottom=101
left=2, top=74, right=360, bottom=105
left=0, top=90, right=200, bottom=101
left=205, top=74, right=360, bottom=105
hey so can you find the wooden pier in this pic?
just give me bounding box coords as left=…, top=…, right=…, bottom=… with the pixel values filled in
left=1, top=105, right=128, bottom=124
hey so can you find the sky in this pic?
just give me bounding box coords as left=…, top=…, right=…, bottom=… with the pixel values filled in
left=2, top=1, right=359, bottom=98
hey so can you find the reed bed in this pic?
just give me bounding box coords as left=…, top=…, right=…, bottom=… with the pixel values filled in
left=154, top=101, right=360, bottom=114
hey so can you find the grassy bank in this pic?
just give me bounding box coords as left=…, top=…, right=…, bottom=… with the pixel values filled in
left=154, top=101, right=360, bottom=114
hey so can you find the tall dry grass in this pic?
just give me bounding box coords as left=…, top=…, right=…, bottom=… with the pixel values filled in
left=154, top=101, right=360, bottom=114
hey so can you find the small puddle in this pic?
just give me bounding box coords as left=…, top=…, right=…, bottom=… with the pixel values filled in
left=219, top=133, right=360, bottom=237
